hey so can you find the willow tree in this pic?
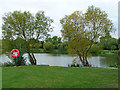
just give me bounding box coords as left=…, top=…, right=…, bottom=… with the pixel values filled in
left=2, top=11, right=53, bottom=65
left=60, top=5, right=115, bottom=66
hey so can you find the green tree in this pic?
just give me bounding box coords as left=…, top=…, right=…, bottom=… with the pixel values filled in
left=111, top=45, right=117, bottom=50
left=45, top=36, right=62, bottom=49
left=58, top=41, right=68, bottom=54
left=52, top=36, right=62, bottom=49
left=89, top=44, right=100, bottom=55
left=100, top=36, right=118, bottom=50
left=29, top=38, right=41, bottom=48
left=2, top=37, right=26, bottom=66
left=60, top=5, right=115, bottom=66
left=2, top=11, right=53, bottom=65
left=43, top=42, right=54, bottom=51
left=2, top=39, right=13, bottom=54
left=45, top=37, right=52, bottom=43
left=40, top=41, right=44, bottom=48
left=118, top=44, right=120, bottom=49
left=118, top=38, right=120, bottom=44
left=14, top=37, right=26, bottom=66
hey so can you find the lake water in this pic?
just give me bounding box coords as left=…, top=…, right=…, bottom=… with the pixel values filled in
left=0, top=53, right=118, bottom=67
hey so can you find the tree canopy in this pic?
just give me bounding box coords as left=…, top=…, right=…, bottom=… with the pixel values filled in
left=100, top=36, right=118, bottom=50
left=60, top=5, right=115, bottom=66
left=2, top=10, right=53, bottom=65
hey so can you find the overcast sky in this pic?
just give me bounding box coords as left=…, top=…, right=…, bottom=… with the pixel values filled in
left=0, top=0, right=119, bottom=39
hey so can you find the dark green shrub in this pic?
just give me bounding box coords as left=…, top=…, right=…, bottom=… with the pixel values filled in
left=109, top=64, right=118, bottom=68
left=76, top=64, right=80, bottom=67
left=10, top=47, right=26, bottom=66
left=12, top=49, right=26, bottom=66
left=43, top=42, right=54, bottom=51
left=118, top=51, right=120, bottom=55
left=71, top=64, right=76, bottom=67
left=69, top=63, right=83, bottom=67
left=89, top=44, right=100, bottom=55
left=2, top=62, right=14, bottom=67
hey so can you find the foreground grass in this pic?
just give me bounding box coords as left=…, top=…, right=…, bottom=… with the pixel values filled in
left=2, top=65, right=118, bottom=88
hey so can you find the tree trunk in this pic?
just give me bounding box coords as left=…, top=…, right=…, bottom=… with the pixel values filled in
left=31, top=52, right=37, bottom=65
left=28, top=53, right=35, bottom=65
left=84, top=54, right=90, bottom=66
left=78, top=53, right=90, bottom=67
left=26, top=42, right=36, bottom=65
left=82, top=42, right=93, bottom=67
left=78, top=54, right=85, bottom=66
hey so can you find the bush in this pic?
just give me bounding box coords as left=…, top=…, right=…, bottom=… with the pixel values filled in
left=118, top=51, right=120, bottom=55
left=2, top=62, right=14, bottom=67
left=58, top=43, right=68, bottom=54
left=111, top=45, right=117, bottom=50
left=68, top=63, right=83, bottom=67
left=2, top=51, right=26, bottom=67
left=30, top=43, right=42, bottom=48
left=9, top=48, right=26, bottom=66
left=43, top=42, right=54, bottom=50
left=109, top=64, right=118, bottom=68
left=71, top=64, right=76, bottom=67
left=89, top=44, right=100, bottom=55
left=13, top=49, right=26, bottom=66
left=118, top=44, right=120, bottom=49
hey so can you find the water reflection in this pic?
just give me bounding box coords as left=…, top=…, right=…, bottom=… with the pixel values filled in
left=99, top=55, right=118, bottom=67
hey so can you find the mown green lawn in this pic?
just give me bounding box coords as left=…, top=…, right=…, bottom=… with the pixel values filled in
left=2, top=65, right=118, bottom=88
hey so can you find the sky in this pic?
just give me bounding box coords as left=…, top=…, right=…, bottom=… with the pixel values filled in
left=0, top=0, right=119, bottom=39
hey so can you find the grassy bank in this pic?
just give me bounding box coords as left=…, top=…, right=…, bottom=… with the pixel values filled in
left=2, top=65, right=118, bottom=88
left=100, top=50, right=120, bottom=55
left=32, top=48, right=68, bottom=54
